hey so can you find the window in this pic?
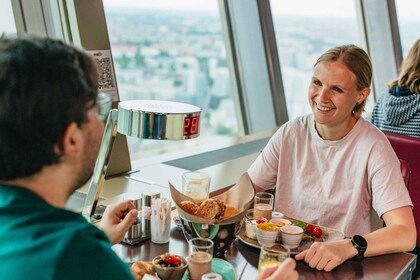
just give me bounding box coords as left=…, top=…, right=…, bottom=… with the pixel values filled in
left=0, top=1, right=17, bottom=35
left=103, top=0, right=239, bottom=160
left=395, top=0, right=420, bottom=56
left=270, top=0, right=361, bottom=120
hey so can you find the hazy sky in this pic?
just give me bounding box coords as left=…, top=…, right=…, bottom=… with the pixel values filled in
left=103, top=0, right=419, bottom=18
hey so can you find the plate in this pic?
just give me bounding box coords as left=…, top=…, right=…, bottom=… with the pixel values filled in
left=237, top=218, right=344, bottom=255
left=182, top=258, right=237, bottom=280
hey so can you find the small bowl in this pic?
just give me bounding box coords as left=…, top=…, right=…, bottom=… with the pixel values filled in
left=256, top=226, right=280, bottom=247
left=280, top=225, right=304, bottom=249
left=245, top=219, right=258, bottom=239
left=269, top=218, right=292, bottom=227
left=152, top=255, right=188, bottom=280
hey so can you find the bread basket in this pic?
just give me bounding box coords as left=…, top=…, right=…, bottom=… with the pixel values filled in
left=170, top=173, right=255, bottom=257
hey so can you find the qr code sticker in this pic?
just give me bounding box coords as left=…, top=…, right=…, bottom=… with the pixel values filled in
left=96, top=57, right=115, bottom=90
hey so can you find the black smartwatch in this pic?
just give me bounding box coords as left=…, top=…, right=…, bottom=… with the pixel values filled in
left=351, top=235, right=367, bottom=261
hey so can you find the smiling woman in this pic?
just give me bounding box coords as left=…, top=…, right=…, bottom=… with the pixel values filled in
left=247, top=44, right=416, bottom=272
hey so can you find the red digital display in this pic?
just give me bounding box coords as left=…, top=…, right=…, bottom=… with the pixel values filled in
left=183, top=116, right=200, bottom=136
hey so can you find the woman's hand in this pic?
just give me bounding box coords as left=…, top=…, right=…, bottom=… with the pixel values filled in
left=98, top=200, right=138, bottom=245
left=295, top=239, right=355, bottom=271
left=258, top=258, right=298, bottom=280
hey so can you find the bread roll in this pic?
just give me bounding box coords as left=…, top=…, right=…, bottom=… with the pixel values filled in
left=196, top=199, right=221, bottom=219
left=179, top=201, right=199, bottom=215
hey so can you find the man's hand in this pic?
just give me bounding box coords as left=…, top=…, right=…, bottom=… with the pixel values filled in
left=295, top=239, right=355, bottom=271
left=98, top=200, right=138, bottom=245
left=258, top=258, right=298, bottom=280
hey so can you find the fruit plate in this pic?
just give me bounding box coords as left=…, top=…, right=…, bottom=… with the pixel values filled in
left=182, top=258, right=237, bottom=280
left=237, top=219, right=344, bottom=255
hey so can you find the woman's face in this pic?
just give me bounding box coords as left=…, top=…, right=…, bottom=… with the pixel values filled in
left=308, top=61, right=368, bottom=138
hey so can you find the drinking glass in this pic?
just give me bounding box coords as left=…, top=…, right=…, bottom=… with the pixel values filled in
left=188, top=238, right=214, bottom=280
left=258, top=245, right=290, bottom=272
left=150, top=198, right=171, bottom=244
left=182, top=171, right=211, bottom=203
left=254, top=192, right=274, bottom=220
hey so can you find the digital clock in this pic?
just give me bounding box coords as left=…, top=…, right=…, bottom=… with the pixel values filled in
left=117, top=100, right=201, bottom=140
left=183, top=116, right=200, bottom=136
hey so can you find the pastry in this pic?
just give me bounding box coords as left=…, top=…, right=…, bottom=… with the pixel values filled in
left=179, top=201, right=199, bottom=215
left=196, top=199, right=221, bottom=219
left=130, top=261, right=154, bottom=280
left=222, top=204, right=239, bottom=219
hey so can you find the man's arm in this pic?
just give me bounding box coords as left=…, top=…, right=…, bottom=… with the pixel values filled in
left=295, top=206, right=416, bottom=271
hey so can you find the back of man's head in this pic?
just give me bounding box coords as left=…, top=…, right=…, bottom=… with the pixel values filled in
left=0, top=35, right=99, bottom=180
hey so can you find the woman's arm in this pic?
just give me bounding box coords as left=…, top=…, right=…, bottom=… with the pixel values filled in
left=295, top=206, right=416, bottom=271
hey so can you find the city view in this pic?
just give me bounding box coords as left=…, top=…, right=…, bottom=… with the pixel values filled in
left=103, top=5, right=419, bottom=159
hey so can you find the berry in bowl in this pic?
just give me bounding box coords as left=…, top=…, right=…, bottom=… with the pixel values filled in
left=152, top=253, right=188, bottom=280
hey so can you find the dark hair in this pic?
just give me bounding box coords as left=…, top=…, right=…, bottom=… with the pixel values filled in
left=0, top=35, right=99, bottom=180
left=314, top=45, right=372, bottom=117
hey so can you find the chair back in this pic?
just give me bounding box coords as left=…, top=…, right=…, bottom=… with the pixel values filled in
left=383, top=131, right=420, bottom=247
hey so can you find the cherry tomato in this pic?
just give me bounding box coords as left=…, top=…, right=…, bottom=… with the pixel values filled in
left=313, top=227, right=323, bottom=238
left=306, top=224, right=314, bottom=234
left=256, top=219, right=266, bottom=224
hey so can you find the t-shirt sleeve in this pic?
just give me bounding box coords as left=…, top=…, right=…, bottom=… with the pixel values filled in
left=247, top=128, right=283, bottom=190
left=369, top=142, right=413, bottom=218
left=54, top=226, right=134, bottom=280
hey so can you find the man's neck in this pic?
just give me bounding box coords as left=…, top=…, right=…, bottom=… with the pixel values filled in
left=3, top=166, right=74, bottom=208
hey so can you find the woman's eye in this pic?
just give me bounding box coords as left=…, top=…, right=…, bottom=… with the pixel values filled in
left=313, top=79, right=321, bottom=86
left=332, top=86, right=343, bottom=93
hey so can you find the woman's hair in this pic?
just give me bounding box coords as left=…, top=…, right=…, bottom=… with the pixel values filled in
left=0, top=35, right=99, bottom=180
left=389, top=38, right=420, bottom=94
left=314, top=45, right=372, bottom=118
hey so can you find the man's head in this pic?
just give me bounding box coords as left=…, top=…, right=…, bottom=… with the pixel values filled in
left=0, top=35, right=101, bottom=185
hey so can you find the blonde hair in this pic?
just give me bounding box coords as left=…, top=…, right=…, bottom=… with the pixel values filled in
left=314, top=45, right=372, bottom=118
left=389, top=38, right=420, bottom=94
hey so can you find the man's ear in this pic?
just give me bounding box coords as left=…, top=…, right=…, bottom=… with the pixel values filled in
left=61, top=122, right=83, bottom=157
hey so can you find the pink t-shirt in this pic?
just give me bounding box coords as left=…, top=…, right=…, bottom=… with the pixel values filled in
left=248, top=115, right=412, bottom=236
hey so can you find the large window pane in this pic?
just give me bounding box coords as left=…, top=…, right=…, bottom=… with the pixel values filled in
left=395, top=0, right=420, bottom=56
left=0, top=1, right=17, bottom=35
left=103, top=0, right=239, bottom=160
left=270, top=1, right=362, bottom=120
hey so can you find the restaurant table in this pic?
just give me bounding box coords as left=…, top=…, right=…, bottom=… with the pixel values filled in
left=113, top=224, right=417, bottom=280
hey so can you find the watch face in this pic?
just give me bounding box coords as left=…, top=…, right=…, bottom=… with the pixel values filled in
left=353, top=235, right=367, bottom=248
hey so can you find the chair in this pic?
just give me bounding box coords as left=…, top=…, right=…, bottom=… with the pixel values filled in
left=383, top=131, right=420, bottom=247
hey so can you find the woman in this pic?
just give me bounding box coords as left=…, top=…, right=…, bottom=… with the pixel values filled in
left=371, top=38, right=420, bottom=138
left=247, top=45, right=416, bottom=271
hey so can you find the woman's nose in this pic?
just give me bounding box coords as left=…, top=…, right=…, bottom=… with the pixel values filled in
left=317, top=87, right=330, bottom=103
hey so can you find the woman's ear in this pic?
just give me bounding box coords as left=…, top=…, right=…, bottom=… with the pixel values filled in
left=60, top=122, right=83, bottom=157
left=357, top=87, right=371, bottom=104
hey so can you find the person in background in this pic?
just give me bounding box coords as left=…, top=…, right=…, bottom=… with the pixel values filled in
left=370, top=38, right=420, bottom=280
left=248, top=45, right=416, bottom=271
left=371, top=38, right=420, bottom=138
left=0, top=35, right=138, bottom=279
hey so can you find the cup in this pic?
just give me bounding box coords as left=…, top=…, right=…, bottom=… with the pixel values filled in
left=150, top=198, right=171, bottom=244
left=258, top=245, right=290, bottom=272
left=188, top=238, right=213, bottom=280
left=280, top=225, right=304, bottom=249
left=254, top=192, right=274, bottom=220
left=182, top=171, right=211, bottom=203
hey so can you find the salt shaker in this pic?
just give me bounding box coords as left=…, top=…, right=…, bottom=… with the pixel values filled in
left=142, top=190, right=160, bottom=237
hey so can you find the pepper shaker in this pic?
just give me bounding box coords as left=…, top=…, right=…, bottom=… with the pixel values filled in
left=142, top=190, right=160, bottom=237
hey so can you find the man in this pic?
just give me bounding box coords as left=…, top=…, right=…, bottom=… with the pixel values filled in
left=0, top=35, right=137, bottom=279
